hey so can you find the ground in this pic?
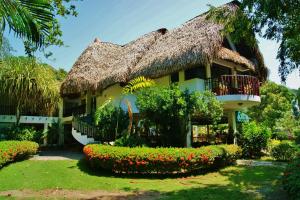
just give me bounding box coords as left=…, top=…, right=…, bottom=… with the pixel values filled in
left=0, top=154, right=287, bottom=200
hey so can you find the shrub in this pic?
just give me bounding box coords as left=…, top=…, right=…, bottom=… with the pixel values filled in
left=0, top=125, right=42, bottom=143
left=136, top=85, right=223, bottom=147
left=114, top=134, right=148, bottom=147
left=271, top=141, right=297, bottom=161
left=240, top=122, right=271, bottom=158
left=0, top=141, right=38, bottom=168
left=267, top=139, right=281, bottom=153
left=94, top=100, right=129, bottom=139
left=83, top=144, right=241, bottom=174
left=282, top=158, right=300, bottom=200
left=294, top=129, right=300, bottom=144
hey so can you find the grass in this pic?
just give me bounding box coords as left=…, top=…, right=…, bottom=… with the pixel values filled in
left=0, top=159, right=287, bottom=200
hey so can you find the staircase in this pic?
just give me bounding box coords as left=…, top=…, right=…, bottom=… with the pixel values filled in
left=72, top=116, right=99, bottom=145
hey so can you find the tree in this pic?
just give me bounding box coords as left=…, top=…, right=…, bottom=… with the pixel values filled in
left=247, top=81, right=294, bottom=129
left=0, top=37, right=15, bottom=59
left=0, top=57, right=61, bottom=124
left=24, top=0, right=81, bottom=58
left=240, top=0, right=300, bottom=82
left=136, top=85, right=223, bottom=147
left=94, top=99, right=129, bottom=139
left=208, top=1, right=300, bottom=82
left=0, top=0, right=53, bottom=47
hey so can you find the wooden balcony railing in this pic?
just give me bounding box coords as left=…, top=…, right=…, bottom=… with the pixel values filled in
left=205, top=75, right=260, bottom=96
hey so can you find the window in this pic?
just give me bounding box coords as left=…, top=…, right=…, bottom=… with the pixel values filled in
left=184, top=66, right=205, bottom=80
left=170, top=72, right=179, bottom=83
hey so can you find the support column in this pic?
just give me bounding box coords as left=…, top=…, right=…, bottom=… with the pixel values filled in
left=179, top=71, right=185, bottom=83
left=43, top=123, right=48, bottom=146
left=186, top=115, right=192, bottom=148
left=205, top=64, right=211, bottom=79
left=58, top=99, right=64, bottom=146
left=86, top=91, right=92, bottom=115
left=228, top=111, right=238, bottom=145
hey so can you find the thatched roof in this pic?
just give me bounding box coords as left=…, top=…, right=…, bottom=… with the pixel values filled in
left=61, top=1, right=266, bottom=96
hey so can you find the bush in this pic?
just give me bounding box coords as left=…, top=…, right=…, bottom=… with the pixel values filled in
left=94, top=100, right=129, bottom=139
left=0, top=125, right=42, bottom=143
left=271, top=141, right=297, bottom=161
left=282, top=158, right=300, bottom=200
left=267, top=139, right=281, bottom=153
left=136, top=86, right=223, bottom=147
left=114, top=134, right=148, bottom=147
left=294, top=129, right=300, bottom=144
left=239, top=122, right=271, bottom=158
left=0, top=141, right=38, bottom=168
left=83, top=144, right=241, bottom=174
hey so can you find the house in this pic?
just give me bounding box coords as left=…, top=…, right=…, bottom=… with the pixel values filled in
left=60, top=1, right=268, bottom=146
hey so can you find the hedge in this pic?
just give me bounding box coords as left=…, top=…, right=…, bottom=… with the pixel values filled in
left=282, top=157, right=300, bottom=200
left=0, top=141, right=38, bottom=168
left=83, top=144, right=241, bottom=174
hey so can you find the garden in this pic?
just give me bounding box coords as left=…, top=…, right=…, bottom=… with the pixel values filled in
left=0, top=0, right=300, bottom=199
left=1, top=80, right=300, bottom=199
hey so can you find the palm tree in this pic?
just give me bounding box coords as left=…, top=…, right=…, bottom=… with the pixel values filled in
left=0, top=57, right=60, bottom=124
left=0, top=0, right=53, bottom=47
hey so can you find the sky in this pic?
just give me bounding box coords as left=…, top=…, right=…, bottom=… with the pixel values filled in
left=7, top=0, right=300, bottom=89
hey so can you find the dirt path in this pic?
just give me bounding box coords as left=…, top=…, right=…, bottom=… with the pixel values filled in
left=236, top=159, right=287, bottom=167
left=30, top=151, right=84, bottom=161
left=0, top=189, right=160, bottom=200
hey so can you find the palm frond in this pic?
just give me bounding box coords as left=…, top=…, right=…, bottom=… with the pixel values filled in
left=123, top=76, right=155, bottom=94
left=0, top=0, right=53, bottom=46
left=94, top=98, right=112, bottom=125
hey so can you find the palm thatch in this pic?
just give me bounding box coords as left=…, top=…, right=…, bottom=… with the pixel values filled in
left=61, top=1, right=266, bottom=96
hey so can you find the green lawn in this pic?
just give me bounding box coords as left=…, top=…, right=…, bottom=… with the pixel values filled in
left=0, top=159, right=287, bottom=200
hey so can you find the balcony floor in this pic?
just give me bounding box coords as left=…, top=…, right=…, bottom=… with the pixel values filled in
left=217, top=94, right=261, bottom=111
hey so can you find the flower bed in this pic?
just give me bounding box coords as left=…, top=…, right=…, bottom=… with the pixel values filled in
left=0, top=141, right=38, bottom=168
left=83, top=144, right=241, bottom=174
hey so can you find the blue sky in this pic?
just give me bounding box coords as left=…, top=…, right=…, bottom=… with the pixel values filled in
left=7, top=0, right=300, bottom=89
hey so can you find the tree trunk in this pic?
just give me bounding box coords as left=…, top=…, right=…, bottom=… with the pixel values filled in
left=16, top=103, right=21, bottom=125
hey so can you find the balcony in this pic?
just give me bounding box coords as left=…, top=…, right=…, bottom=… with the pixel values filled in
left=205, top=75, right=261, bottom=110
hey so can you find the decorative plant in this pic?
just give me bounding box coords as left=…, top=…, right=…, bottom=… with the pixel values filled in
left=136, top=85, right=223, bottom=147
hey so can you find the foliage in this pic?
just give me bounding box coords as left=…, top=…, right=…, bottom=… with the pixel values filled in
left=240, top=0, right=300, bottom=82
left=206, top=3, right=256, bottom=47
left=295, top=129, right=300, bottom=145
left=23, top=0, right=81, bottom=58
left=274, top=112, right=299, bottom=140
left=208, top=0, right=300, bottom=81
left=0, top=0, right=53, bottom=47
left=247, top=82, right=294, bottom=130
left=267, top=139, right=281, bottom=153
left=0, top=57, right=61, bottom=122
left=0, top=37, right=14, bottom=59
left=94, top=99, right=129, bottom=138
left=83, top=144, right=241, bottom=174
left=123, top=76, right=155, bottom=94
left=282, top=158, right=300, bottom=200
left=270, top=141, right=297, bottom=161
left=114, top=134, right=148, bottom=147
left=0, top=125, right=42, bottom=143
left=0, top=141, right=38, bottom=168
left=239, top=122, right=271, bottom=158
left=136, top=85, right=223, bottom=147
